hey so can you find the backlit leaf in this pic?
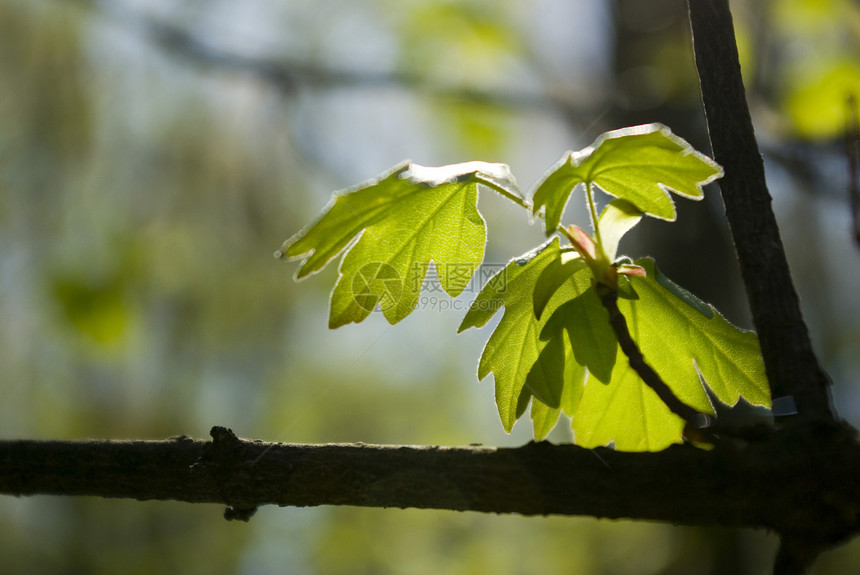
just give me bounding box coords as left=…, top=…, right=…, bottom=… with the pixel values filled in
left=597, top=199, right=643, bottom=261
left=623, top=259, right=770, bottom=409
left=530, top=331, right=586, bottom=440
left=569, top=258, right=769, bottom=450
left=530, top=399, right=560, bottom=442
left=458, top=238, right=591, bottom=431
left=542, top=287, right=618, bottom=384
left=282, top=134, right=764, bottom=451
left=280, top=161, right=517, bottom=327
left=532, top=124, right=723, bottom=232
left=572, top=349, right=689, bottom=451
left=532, top=249, right=586, bottom=320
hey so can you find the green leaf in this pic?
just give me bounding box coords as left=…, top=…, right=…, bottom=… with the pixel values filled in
left=597, top=199, right=643, bottom=261
left=532, top=249, right=587, bottom=320
left=559, top=329, right=587, bottom=417
left=279, top=161, right=517, bottom=327
left=530, top=399, right=560, bottom=442
left=572, top=349, right=691, bottom=451
left=529, top=330, right=587, bottom=441
left=532, top=124, right=723, bottom=232
left=616, top=274, right=639, bottom=300
left=526, top=327, right=568, bottom=408
left=458, top=242, right=765, bottom=447
left=530, top=155, right=583, bottom=235
left=569, top=258, right=770, bottom=451
left=625, top=259, right=770, bottom=408
left=542, top=287, right=618, bottom=384
left=458, top=238, right=591, bottom=431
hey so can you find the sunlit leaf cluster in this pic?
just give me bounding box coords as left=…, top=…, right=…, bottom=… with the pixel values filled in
left=281, top=124, right=770, bottom=451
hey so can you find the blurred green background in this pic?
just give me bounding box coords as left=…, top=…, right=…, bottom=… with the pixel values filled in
left=2, top=0, right=859, bottom=573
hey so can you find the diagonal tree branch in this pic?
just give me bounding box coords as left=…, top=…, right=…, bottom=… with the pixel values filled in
left=687, top=0, right=834, bottom=423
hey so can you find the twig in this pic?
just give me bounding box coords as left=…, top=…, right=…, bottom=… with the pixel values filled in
left=595, top=284, right=712, bottom=434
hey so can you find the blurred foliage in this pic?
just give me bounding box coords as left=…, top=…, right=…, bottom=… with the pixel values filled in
left=0, top=0, right=858, bottom=573
left=771, top=0, right=860, bottom=138
left=786, top=59, right=860, bottom=138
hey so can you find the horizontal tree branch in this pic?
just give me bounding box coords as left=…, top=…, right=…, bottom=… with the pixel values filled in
left=2, top=426, right=859, bottom=544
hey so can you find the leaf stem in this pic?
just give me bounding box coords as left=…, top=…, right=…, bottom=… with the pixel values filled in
left=474, top=175, right=529, bottom=211
left=475, top=175, right=578, bottom=245
left=585, top=182, right=603, bottom=249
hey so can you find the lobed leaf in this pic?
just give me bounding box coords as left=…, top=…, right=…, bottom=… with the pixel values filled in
left=281, top=137, right=762, bottom=451
left=280, top=162, right=518, bottom=327
left=572, top=349, right=692, bottom=451
left=569, top=258, right=769, bottom=450
left=542, top=288, right=618, bottom=384
left=471, top=248, right=769, bottom=448
left=532, top=249, right=587, bottom=320
left=532, top=123, right=723, bottom=233
left=621, top=259, right=770, bottom=409
left=530, top=399, right=560, bottom=442
left=458, top=238, right=591, bottom=431
left=530, top=331, right=586, bottom=441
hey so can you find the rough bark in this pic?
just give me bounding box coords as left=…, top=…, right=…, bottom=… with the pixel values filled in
left=1, top=425, right=859, bottom=544
left=688, top=0, right=834, bottom=423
